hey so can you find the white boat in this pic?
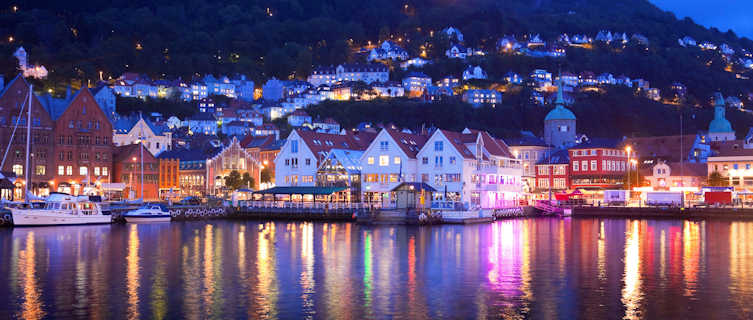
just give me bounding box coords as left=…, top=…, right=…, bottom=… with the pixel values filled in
left=123, top=204, right=171, bottom=223
left=9, top=193, right=111, bottom=226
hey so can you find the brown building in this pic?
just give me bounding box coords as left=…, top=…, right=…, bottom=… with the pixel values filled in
left=0, top=74, right=56, bottom=199
left=49, top=88, right=114, bottom=195
left=114, top=144, right=159, bottom=200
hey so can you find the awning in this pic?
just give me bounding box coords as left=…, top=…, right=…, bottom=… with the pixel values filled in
left=254, top=186, right=347, bottom=195
left=389, top=182, right=437, bottom=192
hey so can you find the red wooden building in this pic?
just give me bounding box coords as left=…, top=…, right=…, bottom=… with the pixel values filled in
left=568, top=140, right=632, bottom=189
left=535, top=149, right=571, bottom=193
left=51, top=88, right=114, bottom=195
left=113, top=144, right=159, bottom=200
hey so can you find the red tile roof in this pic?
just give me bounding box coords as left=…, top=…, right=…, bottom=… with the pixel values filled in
left=384, top=129, right=429, bottom=159
left=296, top=129, right=377, bottom=162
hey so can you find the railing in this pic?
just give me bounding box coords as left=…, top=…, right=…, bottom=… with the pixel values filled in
left=238, top=201, right=370, bottom=210
left=431, top=201, right=465, bottom=210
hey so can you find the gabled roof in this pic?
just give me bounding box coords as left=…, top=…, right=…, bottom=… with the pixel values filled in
left=619, top=135, right=700, bottom=162
left=439, top=130, right=476, bottom=159
left=114, top=144, right=157, bottom=163
left=384, top=129, right=429, bottom=159
left=571, top=138, right=619, bottom=149
left=113, top=116, right=166, bottom=135
left=240, top=135, right=276, bottom=149
left=296, top=129, right=376, bottom=160
left=537, top=148, right=570, bottom=165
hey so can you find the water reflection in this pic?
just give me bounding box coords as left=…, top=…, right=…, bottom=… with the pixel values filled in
left=622, top=220, right=643, bottom=320
left=126, top=224, right=140, bottom=320
left=2, top=219, right=753, bottom=319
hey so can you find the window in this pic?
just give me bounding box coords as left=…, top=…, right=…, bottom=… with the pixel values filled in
left=94, top=167, right=100, bottom=176
left=394, top=157, right=401, bottom=164
left=80, top=167, right=88, bottom=176
left=58, top=166, right=64, bottom=175
left=380, top=141, right=389, bottom=151
left=435, top=156, right=443, bottom=167
left=65, top=166, right=72, bottom=175
left=305, top=158, right=311, bottom=166
left=291, top=158, right=298, bottom=168
left=591, top=160, right=597, bottom=171
left=102, top=167, right=108, bottom=176
left=12, top=164, right=22, bottom=176
left=285, top=159, right=290, bottom=166
left=68, top=120, right=74, bottom=128
left=435, top=141, right=443, bottom=151
left=367, top=157, right=375, bottom=165
left=422, top=157, right=428, bottom=165
left=449, top=156, right=456, bottom=165
left=734, top=164, right=739, bottom=170
left=379, top=155, right=389, bottom=166
left=581, top=161, right=588, bottom=171
left=291, top=140, right=298, bottom=153
left=35, top=165, right=45, bottom=176
left=573, top=162, right=579, bottom=171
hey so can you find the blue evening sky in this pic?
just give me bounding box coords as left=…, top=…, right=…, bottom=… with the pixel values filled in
left=650, top=0, right=753, bottom=39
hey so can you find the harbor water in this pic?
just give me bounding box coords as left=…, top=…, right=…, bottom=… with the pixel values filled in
left=0, top=218, right=752, bottom=319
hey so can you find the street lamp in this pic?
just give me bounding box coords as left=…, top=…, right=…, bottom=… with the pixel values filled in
left=625, top=146, right=632, bottom=205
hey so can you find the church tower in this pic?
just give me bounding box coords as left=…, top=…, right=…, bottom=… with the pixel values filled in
left=708, top=92, right=735, bottom=142
left=544, top=81, right=577, bottom=147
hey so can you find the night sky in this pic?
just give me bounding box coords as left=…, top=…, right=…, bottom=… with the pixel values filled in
left=651, top=0, right=753, bottom=39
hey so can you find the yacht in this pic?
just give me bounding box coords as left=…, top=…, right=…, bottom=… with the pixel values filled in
left=123, top=204, right=171, bottom=223
left=9, top=193, right=112, bottom=226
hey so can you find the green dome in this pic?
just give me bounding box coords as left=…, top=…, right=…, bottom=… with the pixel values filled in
left=709, top=118, right=733, bottom=133
left=545, top=106, right=576, bottom=121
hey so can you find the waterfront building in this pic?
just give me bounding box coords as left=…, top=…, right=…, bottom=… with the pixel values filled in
left=49, top=88, right=113, bottom=195
left=568, top=140, right=630, bottom=190
left=275, top=129, right=375, bottom=187
left=158, top=148, right=209, bottom=197
left=241, top=135, right=282, bottom=187
left=0, top=74, right=56, bottom=198
left=534, top=148, right=571, bottom=193
left=113, top=144, right=159, bottom=200
left=417, top=129, right=523, bottom=209
left=316, top=149, right=364, bottom=202
left=206, top=137, right=260, bottom=194
left=544, top=83, right=577, bottom=147
left=508, top=132, right=551, bottom=193
left=158, top=156, right=179, bottom=199
left=360, top=128, right=427, bottom=203
left=707, top=137, right=753, bottom=189
left=640, top=161, right=707, bottom=191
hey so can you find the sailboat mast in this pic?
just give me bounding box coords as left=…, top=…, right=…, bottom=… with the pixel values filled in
left=24, top=84, right=32, bottom=203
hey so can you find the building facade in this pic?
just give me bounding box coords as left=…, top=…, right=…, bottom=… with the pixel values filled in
left=52, top=88, right=114, bottom=195
left=113, top=144, right=159, bottom=200
left=569, top=142, right=630, bottom=189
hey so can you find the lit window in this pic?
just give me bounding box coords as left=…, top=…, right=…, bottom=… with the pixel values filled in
left=58, top=166, right=65, bottom=175
left=368, top=157, right=374, bottom=165
left=66, top=166, right=73, bottom=175
left=94, top=167, right=100, bottom=176
left=79, top=166, right=88, bottom=176
left=379, top=155, right=389, bottom=166
left=394, top=157, right=401, bottom=164
left=12, top=164, right=22, bottom=176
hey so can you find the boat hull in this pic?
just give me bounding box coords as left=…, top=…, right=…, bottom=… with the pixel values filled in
left=10, top=210, right=112, bottom=226
left=124, top=215, right=171, bottom=223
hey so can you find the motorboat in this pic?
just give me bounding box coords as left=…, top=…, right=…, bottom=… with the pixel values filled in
left=9, top=193, right=111, bottom=226
left=123, top=204, right=171, bottom=223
